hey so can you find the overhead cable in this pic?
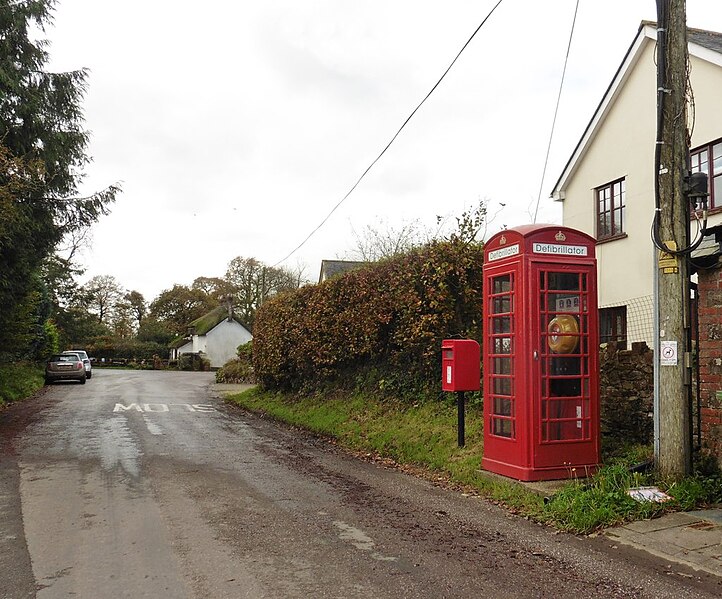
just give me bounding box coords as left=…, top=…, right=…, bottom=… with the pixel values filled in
left=533, top=0, right=579, bottom=224
left=272, top=0, right=506, bottom=267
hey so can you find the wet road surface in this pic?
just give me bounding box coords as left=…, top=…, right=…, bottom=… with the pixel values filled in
left=1, top=369, right=720, bottom=598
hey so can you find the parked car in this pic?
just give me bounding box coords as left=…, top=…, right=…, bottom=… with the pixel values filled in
left=62, top=350, right=92, bottom=379
left=45, top=354, right=86, bottom=385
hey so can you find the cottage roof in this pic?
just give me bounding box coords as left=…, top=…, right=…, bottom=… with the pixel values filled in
left=189, top=305, right=248, bottom=336
left=551, top=22, right=722, bottom=199
left=169, top=336, right=192, bottom=349
left=318, top=259, right=367, bottom=283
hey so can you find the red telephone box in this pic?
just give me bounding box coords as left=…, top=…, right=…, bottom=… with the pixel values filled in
left=481, top=225, right=600, bottom=481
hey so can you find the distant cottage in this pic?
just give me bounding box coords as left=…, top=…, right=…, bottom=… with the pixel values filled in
left=169, top=304, right=252, bottom=368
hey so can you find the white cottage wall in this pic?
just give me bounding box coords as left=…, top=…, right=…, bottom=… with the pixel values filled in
left=204, top=320, right=253, bottom=368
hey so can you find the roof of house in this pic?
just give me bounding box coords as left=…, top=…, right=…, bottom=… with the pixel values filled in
left=551, top=22, right=722, bottom=199
left=189, top=305, right=249, bottom=336
left=691, top=224, right=722, bottom=272
left=169, top=336, right=192, bottom=349
left=318, top=259, right=368, bottom=282
left=688, top=26, right=722, bottom=53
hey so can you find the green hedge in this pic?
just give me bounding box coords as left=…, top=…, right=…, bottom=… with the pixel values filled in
left=0, top=363, right=44, bottom=406
left=253, top=240, right=484, bottom=392
left=86, top=338, right=168, bottom=363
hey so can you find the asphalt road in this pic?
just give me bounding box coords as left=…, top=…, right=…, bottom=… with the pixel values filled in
left=0, top=369, right=720, bottom=599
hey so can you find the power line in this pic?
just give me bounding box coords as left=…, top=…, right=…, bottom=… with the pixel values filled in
left=272, top=0, right=506, bottom=267
left=533, top=0, right=579, bottom=224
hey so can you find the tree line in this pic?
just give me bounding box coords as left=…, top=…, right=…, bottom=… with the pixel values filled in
left=77, top=258, right=306, bottom=351
left=0, top=2, right=304, bottom=362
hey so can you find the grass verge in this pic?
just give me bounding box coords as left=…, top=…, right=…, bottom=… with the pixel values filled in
left=0, top=363, right=44, bottom=407
left=227, top=387, right=722, bottom=534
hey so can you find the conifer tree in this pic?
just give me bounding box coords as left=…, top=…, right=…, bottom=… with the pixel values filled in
left=0, top=0, right=119, bottom=357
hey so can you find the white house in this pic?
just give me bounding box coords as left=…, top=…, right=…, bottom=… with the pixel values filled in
left=169, top=305, right=252, bottom=368
left=551, top=22, right=722, bottom=346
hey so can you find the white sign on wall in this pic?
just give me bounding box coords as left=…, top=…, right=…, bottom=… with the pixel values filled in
left=660, top=341, right=678, bottom=366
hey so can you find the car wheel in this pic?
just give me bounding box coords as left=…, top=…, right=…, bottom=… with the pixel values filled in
left=87, top=372, right=92, bottom=379
left=44, top=378, right=51, bottom=385
left=79, top=377, right=86, bottom=385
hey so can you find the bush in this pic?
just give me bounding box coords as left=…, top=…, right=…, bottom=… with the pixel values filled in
left=216, top=358, right=255, bottom=383
left=253, top=239, right=484, bottom=394
left=179, top=353, right=210, bottom=371
left=86, top=338, right=169, bottom=363
left=0, top=363, right=44, bottom=406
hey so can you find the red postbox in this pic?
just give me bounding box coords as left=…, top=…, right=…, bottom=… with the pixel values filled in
left=481, top=225, right=600, bottom=481
left=442, top=339, right=480, bottom=392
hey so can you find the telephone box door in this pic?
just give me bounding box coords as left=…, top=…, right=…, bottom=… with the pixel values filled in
left=532, top=263, right=599, bottom=469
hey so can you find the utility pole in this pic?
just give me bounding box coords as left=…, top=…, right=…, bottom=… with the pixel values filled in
left=654, top=0, right=692, bottom=479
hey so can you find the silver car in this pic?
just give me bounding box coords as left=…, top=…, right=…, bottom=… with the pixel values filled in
left=45, top=354, right=87, bottom=385
left=62, top=350, right=92, bottom=379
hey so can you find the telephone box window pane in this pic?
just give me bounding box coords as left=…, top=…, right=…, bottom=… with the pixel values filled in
left=493, top=275, right=512, bottom=294
left=550, top=293, right=580, bottom=313
left=549, top=378, right=581, bottom=398
left=494, top=397, right=512, bottom=416
left=493, top=316, right=511, bottom=334
left=493, top=418, right=513, bottom=438
left=493, top=337, right=512, bottom=354
left=493, top=296, right=512, bottom=314
left=543, top=400, right=584, bottom=441
left=493, top=378, right=512, bottom=396
left=548, top=272, right=580, bottom=291
left=493, top=357, right=512, bottom=374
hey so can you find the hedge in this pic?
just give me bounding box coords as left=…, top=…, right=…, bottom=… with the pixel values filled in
left=85, top=338, right=168, bottom=363
left=253, top=239, right=484, bottom=392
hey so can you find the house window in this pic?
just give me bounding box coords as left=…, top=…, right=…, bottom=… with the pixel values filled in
left=690, top=139, right=722, bottom=210
left=600, top=306, right=627, bottom=349
left=596, top=178, right=625, bottom=240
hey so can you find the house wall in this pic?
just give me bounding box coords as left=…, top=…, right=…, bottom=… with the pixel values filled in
left=174, top=342, right=192, bottom=360
left=698, top=264, right=722, bottom=467
left=562, top=40, right=722, bottom=344
left=689, top=53, right=722, bottom=153
left=562, top=41, right=657, bottom=343
left=192, top=335, right=207, bottom=354
left=204, top=320, right=253, bottom=368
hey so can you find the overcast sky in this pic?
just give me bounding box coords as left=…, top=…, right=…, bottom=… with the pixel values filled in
left=44, top=0, right=722, bottom=301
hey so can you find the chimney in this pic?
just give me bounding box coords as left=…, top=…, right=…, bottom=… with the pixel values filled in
left=226, top=295, right=233, bottom=321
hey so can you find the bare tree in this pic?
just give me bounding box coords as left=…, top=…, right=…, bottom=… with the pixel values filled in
left=83, top=275, right=124, bottom=325
left=347, top=218, right=434, bottom=261
left=224, top=256, right=302, bottom=326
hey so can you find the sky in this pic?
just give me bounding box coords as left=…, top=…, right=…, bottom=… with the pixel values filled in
left=44, top=0, right=722, bottom=302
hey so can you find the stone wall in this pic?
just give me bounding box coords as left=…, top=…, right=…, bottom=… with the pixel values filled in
left=697, top=265, right=722, bottom=467
left=599, top=341, right=654, bottom=443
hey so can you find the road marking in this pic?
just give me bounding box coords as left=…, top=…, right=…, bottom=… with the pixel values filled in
left=142, top=415, right=163, bottom=436
left=332, top=520, right=397, bottom=562
left=113, top=403, right=217, bottom=413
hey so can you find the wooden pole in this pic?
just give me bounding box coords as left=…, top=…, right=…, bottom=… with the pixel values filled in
left=655, top=0, right=692, bottom=479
